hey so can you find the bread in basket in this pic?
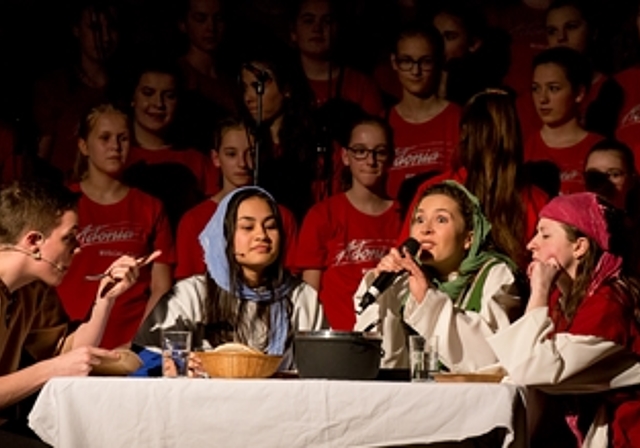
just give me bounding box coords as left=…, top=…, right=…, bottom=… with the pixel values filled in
left=195, top=343, right=282, bottom=378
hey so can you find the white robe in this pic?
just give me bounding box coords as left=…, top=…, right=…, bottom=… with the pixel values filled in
left=488, top=307, right=640, bottom=448
left=135, top=275, right=326, bottom=367
left=354, top=260, right=522, bottom=372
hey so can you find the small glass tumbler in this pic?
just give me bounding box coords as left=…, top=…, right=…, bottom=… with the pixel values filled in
left=162, top=330, right=192, bottom=378
left=410, top=334, right=439, bottom=382
left=426, top=335, right=440, bottom=380
left=409, top=335, right=428, bottom=382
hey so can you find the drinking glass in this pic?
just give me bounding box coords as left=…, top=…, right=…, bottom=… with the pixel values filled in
left=162, top=330, right=192, bottom=378
left=409, top=335, right=428, bottom=382
left=410, top=334, right=439, bottom=382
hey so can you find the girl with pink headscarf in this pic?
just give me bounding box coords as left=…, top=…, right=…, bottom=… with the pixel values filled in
left=489, top=192, right=640, bottom=448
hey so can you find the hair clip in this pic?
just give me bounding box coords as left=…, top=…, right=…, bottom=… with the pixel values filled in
left=483, top=88, right=509, bottom=96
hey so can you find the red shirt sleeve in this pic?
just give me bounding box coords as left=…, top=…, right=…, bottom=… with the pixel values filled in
left=174, top=201, right=216, bottom=279
left=277, top=204, right=299, bottom=270
left=293, top=201, right=331, bottom=270
left=151, top=201, right=176, bottom=266
left=568, top=285, right=634, bottom=348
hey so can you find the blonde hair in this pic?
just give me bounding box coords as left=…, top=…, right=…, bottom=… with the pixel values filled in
left=73, top=103, right=130, bottom=181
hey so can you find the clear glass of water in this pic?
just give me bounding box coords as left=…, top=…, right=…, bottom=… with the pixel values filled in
left=410, top=334, right=439, bottom=382
left=427, top=335, right=439, bottom=380
left=409, top=335, right=428, bottom=382
left=162, top=330, right=192, bottom=378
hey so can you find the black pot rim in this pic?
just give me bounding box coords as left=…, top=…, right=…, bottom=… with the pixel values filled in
left=295, top=330, right=382, bottom=341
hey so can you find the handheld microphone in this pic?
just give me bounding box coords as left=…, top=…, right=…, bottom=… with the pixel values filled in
left=357, top=237, right=420, bottom=315
left=242, top=63, right=272, bottom=83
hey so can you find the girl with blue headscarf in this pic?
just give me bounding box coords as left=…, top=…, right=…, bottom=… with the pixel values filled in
left=137, top=186, right=324, bottom=368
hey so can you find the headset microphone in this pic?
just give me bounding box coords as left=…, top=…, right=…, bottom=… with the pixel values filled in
left=38, top=255, right=65, bottom=273
left=1, top=246, right=65, bottom=272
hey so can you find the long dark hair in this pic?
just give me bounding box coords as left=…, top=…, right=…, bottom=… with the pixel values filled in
left=556, top=199, right=640, bottom=327
left=239, top=43, right=317, bottom=221
left=203, top=189, right=294, bottom=348
left=456, top=89, right=528, bottom=268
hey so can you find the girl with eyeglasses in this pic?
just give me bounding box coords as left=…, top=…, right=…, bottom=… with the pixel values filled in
left=584, top=140, right=638, bottom=211
left=386, top=24, right=461, bottom=200
left=584, top=139, right=640, bottom=277
left=293, top=116, right=401, bottom=330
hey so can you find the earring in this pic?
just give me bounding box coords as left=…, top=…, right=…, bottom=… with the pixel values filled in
left=33, top=251, right=42, bottom=260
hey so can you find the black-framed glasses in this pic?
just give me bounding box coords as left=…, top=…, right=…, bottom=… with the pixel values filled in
left=346, top=146, right=391, bottom=161
left=585, top=168, right=627, bottom=181
left=395, top=56, right=435, bottom=72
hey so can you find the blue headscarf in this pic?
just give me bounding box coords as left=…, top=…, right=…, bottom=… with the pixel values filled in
left=199, top=186, right=292, bottom=355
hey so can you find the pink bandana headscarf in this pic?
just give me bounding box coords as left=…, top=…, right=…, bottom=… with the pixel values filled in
left=539, top=192, right=622, bottom=295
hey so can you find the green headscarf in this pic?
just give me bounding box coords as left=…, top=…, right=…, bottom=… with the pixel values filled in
left=424, top=181, right=515, bottom=306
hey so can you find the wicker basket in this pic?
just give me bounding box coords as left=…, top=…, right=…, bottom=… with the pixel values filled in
left=196, top=351, right=282, bottom=378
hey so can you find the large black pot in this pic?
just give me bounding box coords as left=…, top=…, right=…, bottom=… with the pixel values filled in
left=294, top=330, right=382, bottom=380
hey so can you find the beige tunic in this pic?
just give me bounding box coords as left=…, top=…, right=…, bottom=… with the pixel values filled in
left=354, top=261, right=522, bottom=371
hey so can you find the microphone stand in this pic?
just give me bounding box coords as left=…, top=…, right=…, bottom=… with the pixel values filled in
left=247, top=68, right=270, bottom=186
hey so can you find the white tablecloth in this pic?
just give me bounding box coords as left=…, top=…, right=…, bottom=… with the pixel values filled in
left=28, top=377, right=525, bottom=448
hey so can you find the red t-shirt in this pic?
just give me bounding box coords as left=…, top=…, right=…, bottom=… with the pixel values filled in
left=57, top=186, right=175, bottom=349
left=396, top=167, right=548, bottom=250
left=178, top=57, right=238, bottom=115
left=492, top=5, right=547, bottom=97
left=308, top=67, right=384, bottom=116
left=294, top=193, right=402, bottom=330
left=617, top=123, right=640, bottom=173
left=373, top=59, right=402, bottom=105
left=174, top=198, right=299, bottom=280
left=548, top=283, right=640, bottom=446
left=126, top=146, right=219, bottom=196
left=524, top=131, right=603, bottom=195
left=386, top=104, right=461, bottom=199
left=615, top=65, right=640, bottom=127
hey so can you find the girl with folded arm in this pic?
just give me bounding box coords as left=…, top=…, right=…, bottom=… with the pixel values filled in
left=488, top=193, right=640, bottom=447
left=355, top=181, right=523, bottom=370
